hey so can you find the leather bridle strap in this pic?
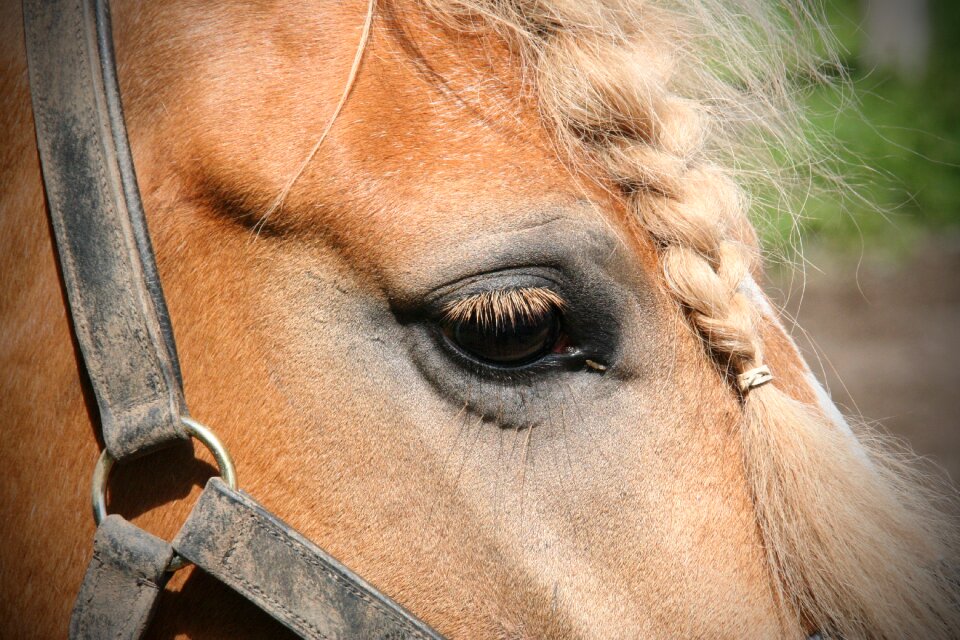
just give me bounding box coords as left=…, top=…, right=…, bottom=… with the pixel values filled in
left=174, top=479, right=444, bottom=640
left=23, top=0, right=187, bottom=462
left=23, top=1, right=446, bottom=638
left=69, top=516, right=174, bottom=640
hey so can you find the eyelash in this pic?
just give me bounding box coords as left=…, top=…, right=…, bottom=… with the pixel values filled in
left=438, top=287, right=567, bottom=329
left=432, top=286, right=580, bottom=377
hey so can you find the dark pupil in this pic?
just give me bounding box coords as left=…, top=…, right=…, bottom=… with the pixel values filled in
left=446, top=311, right=560, bottom=366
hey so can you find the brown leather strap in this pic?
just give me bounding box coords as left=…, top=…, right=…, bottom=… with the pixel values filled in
left=25, top=2, right=446, bottom=637
left=69, top=515, right=173, bottom=640
left=23, top=0, right=187, bottom=462
left=174, top=479, right=445, bottom=640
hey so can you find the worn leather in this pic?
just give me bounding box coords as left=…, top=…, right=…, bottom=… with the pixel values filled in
left=24, top=2, right=450, bottom=637
left=23, top=0, right=187, bottom=461
left=174, top=479, right=445, bottom=640
left=69, top=515, right=174, bottom=640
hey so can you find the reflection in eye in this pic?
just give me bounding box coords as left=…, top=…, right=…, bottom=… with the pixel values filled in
left=440, top=288, right=566, bottom=366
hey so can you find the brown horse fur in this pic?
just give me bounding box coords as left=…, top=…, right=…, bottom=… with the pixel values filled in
left=0, top=0, right=957, bottom=638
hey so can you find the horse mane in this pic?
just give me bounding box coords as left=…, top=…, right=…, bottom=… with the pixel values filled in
left=408, top=1, right=960, bottom=636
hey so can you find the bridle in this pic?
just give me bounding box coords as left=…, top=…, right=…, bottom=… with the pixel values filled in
left=23, top=0, right=444, bottom=637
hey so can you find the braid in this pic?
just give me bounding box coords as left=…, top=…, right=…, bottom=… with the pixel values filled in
left=543, top=27, right=959, bottom=636
left=527, top=20, right=765, bottom=384
left=426, top=1, right=960, bottom=636
left=636, top=164, right=762, bottom=375
left=534, top=18, right=959, bottom=637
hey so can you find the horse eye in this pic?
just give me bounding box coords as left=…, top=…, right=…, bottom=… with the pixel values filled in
left=442, top=308, right=561, bottom=366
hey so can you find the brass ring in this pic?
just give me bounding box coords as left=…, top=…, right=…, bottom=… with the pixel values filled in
left=91, top=416, right=237, bottom=571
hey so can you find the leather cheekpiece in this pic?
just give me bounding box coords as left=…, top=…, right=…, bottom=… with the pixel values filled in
left=23, top=0, right=187, bottom=461
left=69, top=515, right=174, bottom=640
left=174, top=479, right=444, bottom=640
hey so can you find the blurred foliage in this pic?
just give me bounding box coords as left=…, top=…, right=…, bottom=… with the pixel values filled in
left=759, top=0, right=960, bottom=255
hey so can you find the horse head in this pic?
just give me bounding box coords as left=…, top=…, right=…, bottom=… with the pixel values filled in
left=1, top=0, right=956, bottom=638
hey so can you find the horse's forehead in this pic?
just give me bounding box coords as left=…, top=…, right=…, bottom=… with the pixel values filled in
left=121, top=0, right=645, bottom=277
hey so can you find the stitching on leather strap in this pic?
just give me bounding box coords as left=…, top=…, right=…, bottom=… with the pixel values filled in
left=221, top=512, right=330, bottom=639
left=219, top=502, right=431, bottom=639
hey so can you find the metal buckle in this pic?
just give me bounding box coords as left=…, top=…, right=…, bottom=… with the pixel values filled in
left=91, top=416, right=237, bottom=571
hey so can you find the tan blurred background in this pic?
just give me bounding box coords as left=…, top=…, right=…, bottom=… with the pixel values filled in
left=770, top=239, right=960, bottom=480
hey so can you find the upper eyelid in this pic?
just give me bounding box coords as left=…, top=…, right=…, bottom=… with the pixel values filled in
left=419, top=267, right=564, bottom=307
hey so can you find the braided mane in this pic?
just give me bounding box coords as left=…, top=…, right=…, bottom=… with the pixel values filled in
left=419, top=1, right=959, bottom=636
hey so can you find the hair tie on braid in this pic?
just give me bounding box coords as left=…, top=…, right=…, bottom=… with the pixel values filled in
left=738, top=364, right=773, bottom=392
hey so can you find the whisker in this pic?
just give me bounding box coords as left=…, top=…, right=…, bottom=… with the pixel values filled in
left=557, top=389, right=575, bottom=480
left=428, top=386, right=473, bottom=530
left=518, top=423, right=533, bottom=523
left=440, top=391, right=471, bottom=475
left=453, top=407, right=485, bottom=495
left=492, top=388, right=507, bottom=524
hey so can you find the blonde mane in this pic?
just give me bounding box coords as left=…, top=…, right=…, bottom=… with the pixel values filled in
left=414, top=0, right=959, bottom=636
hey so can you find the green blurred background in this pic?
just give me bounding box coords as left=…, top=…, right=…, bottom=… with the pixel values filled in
left=763, top=0, right=960, bottom=252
